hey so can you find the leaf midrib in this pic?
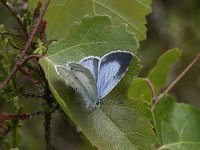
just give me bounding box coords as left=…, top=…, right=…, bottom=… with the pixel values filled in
left=93, top=1, right=142, bottom=35
left=48, top=41, right=126, bottom=58
left=159, top=141, right=200, bottom=150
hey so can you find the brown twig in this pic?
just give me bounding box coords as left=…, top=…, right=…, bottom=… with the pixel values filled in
left=18, top=65, right=39, bottom=84
left=0, top=0, right=29, bottom=37
left=1, top=111, right=45, bottom=121
left=0, top=124, right=12, bottom=141
left=0, top=0, right=50, bottom=92
left=44, top=84, right=54, bottom=150
left=144, top=78, right=157, bottom=100
left=152, top=53, right=200, bottom=110
left=44, top=112, right=52, bottom=150
left=20, top=90, right=45, bottom=99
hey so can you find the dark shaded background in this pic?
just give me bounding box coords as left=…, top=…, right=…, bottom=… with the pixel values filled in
left=1, top=0, right=200, bottom=149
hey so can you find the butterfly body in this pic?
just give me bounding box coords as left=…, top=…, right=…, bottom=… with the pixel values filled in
left=55, top=51, right=133, bottom=107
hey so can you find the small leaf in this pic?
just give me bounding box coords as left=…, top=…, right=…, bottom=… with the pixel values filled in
left=33, top=39, right=47, bottom=55
left=154, top=95, right=200, bottom=150
left=29, top=0, right=152, bottom=41
left=40, top=16, right=156, bottom=149
left=0, top=24, right=21, bottom=36
left=7, top=38, right=22, bottom=50
left=148, top=48, right=181, bottom=94
left=128, top=78, right=152, bottom=103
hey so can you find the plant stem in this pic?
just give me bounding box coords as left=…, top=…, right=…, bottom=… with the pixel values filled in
left=44, top=112, right=52, bottom=150
left=152, top=53, right=200, bottom=110
left=0, top=125, right=12, bottom=141
left=43, top=80, right=54, bottom=150
left=0, top=0, right=29, bottom=37
left=144, top=78, right=157, bottom=100
left=0, top=0, right=51, bottom=92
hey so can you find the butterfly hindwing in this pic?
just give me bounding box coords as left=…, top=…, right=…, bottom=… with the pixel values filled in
left=80, top=56, right=100, bottom=81
left=97, top=51, right=133, bottom=99
left=55, top=64, right=98, bottom=107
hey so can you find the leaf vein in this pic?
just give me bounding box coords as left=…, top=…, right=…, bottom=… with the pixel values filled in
left=94, top=1, right=142, bottom=35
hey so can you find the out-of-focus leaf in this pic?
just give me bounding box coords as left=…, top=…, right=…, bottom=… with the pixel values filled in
left=154, top=95, right=200, bottom=150
left=128, top=78, right=152, bottom=103
left=0, top=24, right=21, bottom=36
left=148, top=48, right=181, bottom=94
left=29, top=0, right=152, bottom=41
left=39, top=16, right=156, bottom=149
left=7, top=38, right=22, bottom=50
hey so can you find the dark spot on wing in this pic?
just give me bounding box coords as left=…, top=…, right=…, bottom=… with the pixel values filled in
left=96, top=101, right=100, bottom=106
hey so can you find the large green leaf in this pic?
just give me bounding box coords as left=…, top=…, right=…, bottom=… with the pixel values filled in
left=29, top=0, right=152, bottom=41
left=154, top=95, right=200, bottom=150
left=39, top=16, right=156, bottom=149
left=148, top=48, right=181, bottom=94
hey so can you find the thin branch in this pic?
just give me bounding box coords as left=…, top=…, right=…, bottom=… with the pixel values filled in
left=43, top=82, right=54, bottom=150
left=144, top=78, right=157, bottom=100
left=44, top=112, right=52, bottom=150
left=0, top=27, right=22, bottom=36
left=0, top=124, right=12, bottom=141
left=0, top=0, right=29, bottom=37
left=152, top=53, right=200, bottom=110
left=1, top=111, right=45, bottom=121
left=20, top=90, right=45, bottom=99
left=0, top=0, right=51, bottom=92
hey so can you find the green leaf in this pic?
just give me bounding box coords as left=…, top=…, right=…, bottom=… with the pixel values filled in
left=128, top=78, right=152, bottom=103
left=148, top=48, right=181, bottom=94
left=128, top=49, right=181, bottom=104
left=39, top=16, right=156, bottom=149
left=30, top=0, right=152, bottom=41
left=154, top=95, right=200, bottom=150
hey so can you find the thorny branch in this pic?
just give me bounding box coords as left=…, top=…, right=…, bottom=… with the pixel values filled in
left=43, top=81, right=54, bottom=150
left=0, top=0, right=29, bottom=37
left=0, top=0, right=51, bottom=92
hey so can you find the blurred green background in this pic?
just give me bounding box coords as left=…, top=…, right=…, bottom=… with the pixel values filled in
left=140, top=0, right=200, bottom=108
left=1, top=0, right=200, bottom=149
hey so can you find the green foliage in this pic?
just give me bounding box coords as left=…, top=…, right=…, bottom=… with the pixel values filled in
left=128, top=49, right=182, bottom=104
left=1, top=0, right=200, bottom=149
left=154, top=95, right=200, bottom=150
left=40, top=16, right=157, bottom=149
left=148, top=48, right=181, bottom=94
left=29, top=0, right=152, bottom=41
left=128, top=78, right=152, bottom=103
left=0, top=25, right=21, bottom=36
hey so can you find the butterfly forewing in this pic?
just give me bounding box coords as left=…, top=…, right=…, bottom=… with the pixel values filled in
left=80, top=56, right=100, bottom=81
left=97, top=51, right=133, bottom=100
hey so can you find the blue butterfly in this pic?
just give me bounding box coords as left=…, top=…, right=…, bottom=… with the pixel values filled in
left=55, top=51, right=133, bottom=107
